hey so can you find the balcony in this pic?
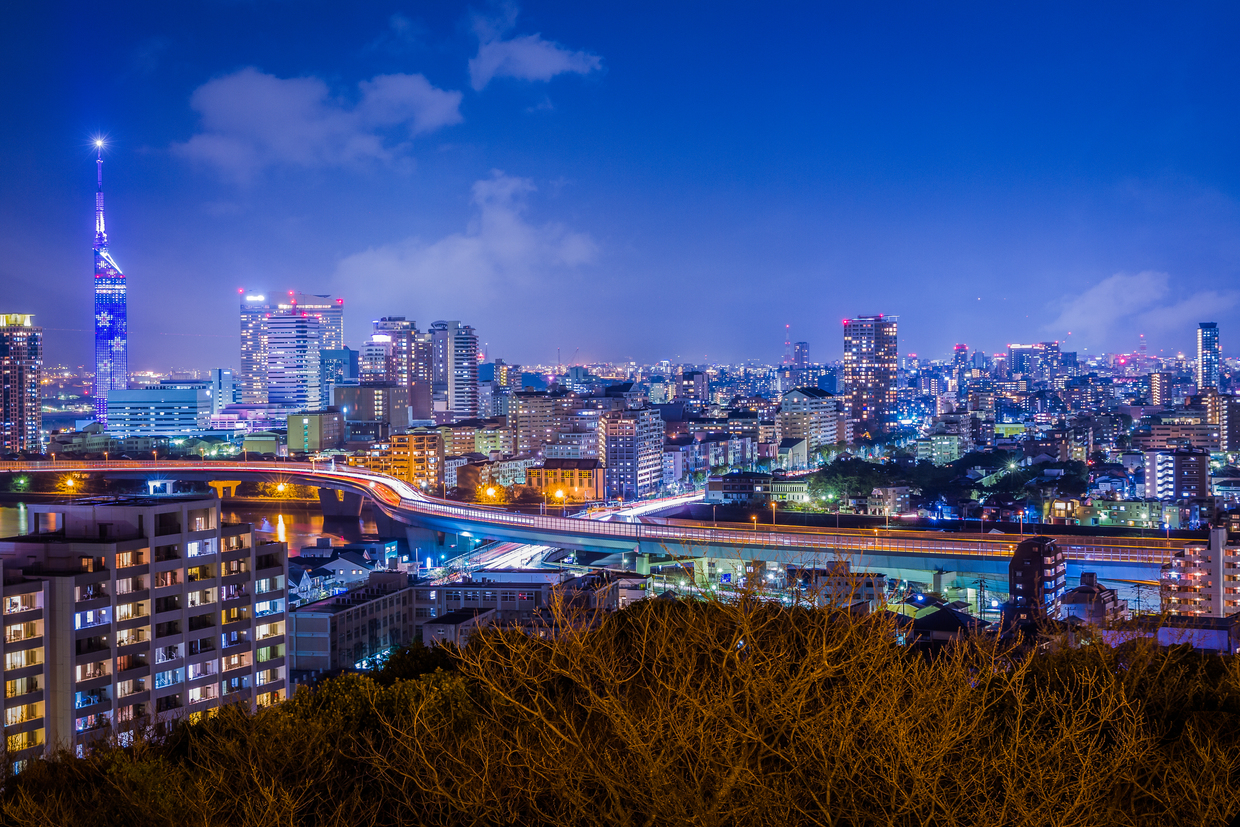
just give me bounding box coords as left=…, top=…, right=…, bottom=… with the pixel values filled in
left=75, top=636, right=109, bottom=656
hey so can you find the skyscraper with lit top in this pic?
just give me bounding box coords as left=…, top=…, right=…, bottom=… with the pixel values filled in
left=92, top=142, right=127, bottom=424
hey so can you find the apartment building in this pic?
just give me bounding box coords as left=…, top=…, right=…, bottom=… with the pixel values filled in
left=0, top=495, right=287, bottom=770
left=1165, top=528, right=1240, bottom=618
left=350, top=428, right=444, bottom=492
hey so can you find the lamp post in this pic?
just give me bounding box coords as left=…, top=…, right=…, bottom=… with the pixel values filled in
left=751, top=515, right=757, bottom=532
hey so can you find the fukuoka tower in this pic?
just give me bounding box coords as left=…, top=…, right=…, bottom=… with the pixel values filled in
left=92, top=141, right=128, bottom=425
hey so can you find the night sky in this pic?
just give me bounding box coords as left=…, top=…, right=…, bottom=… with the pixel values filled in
left=3, top=2, right=1239, bottom=370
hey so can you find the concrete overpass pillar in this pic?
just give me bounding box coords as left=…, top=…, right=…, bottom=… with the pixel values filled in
left=207, top=480, right=243, bottom=499
left=318, top=488, right=363, bottom=518
left=635, top=553, right=651, bottom=576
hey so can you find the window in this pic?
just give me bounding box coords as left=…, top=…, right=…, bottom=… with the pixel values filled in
left=75, top=583, right=108, bottom=602
left=74, top=608, right=112, bottom=630
left=5, top=676, right=39, bottom=698
left=3, top=595, right=40, bottom=615
left=116, top=551, right=146, bottom=568
left=4, top=621, right=40, bottom=643
left=188, top=660, right=218, bottom=680
left=154, top=669, right=183, bottom=689
left=156, top=644, right=182, bottom=664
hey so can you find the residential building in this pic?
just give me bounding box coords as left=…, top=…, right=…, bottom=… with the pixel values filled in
left=0, top=315, right=42, bottom=454
left=842, top=315, right=898, bottom=434
left=778, top=387, right=839, bottom=450
left=349, top=429, right=444, bottom=492
left=430, top=321, right=479, bottom=421
left=600, top=407, right=663, bottom=499
left=1144, top=447, right=1210, bottom=501
left=776, top=438, right=808, bottom=470
left=1165, top=528, right=1239, bottom=618
left=423, top=608, right=495, bottom=648
left=1007, top=536, right=1066, bottom=620
left=0, top=495, right=287, bottom=769
left=1197, top=322, right=1220, bottom=390
left=1061, top=573, right=1129, bottom=625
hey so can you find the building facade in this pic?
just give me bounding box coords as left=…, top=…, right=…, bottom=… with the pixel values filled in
left=106, top=384, right=212, bottom=438
left=430, top=321, right=479, bottom=421
left=0, top=315, right=42, bottom=454
left=842, top=315, right=898, bottom=434
left=600, top=407, right=663, bottom=500
left=0, top=495, right=287, bottom=770
left=266, top=312, right=322, bottom=411
left=1197, top=322, right=1220, bottom=391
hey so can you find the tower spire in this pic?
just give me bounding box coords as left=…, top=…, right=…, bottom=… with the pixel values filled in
left=94, top=141, right=107, bottom=249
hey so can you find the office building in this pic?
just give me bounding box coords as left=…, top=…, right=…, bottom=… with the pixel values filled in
left=239, top=293, right=272, bottom=404
left=208, top=369, right=240, bottom=417
left=288, top=575, right=416, bottom=671
left=525, top=458, right=606, bottom=502
left=92, top=146, right=128, bottom=425
left=106, top=383, right=212, bottom=438
left=332, top=384, right=410, bottom=439
left=430, top=321, right=479, bottom=421
left=842, top=315, right=898, bottom=434
left=1197, top=322, right=1220, bottom=390
left=0, top=496, right=287, bottom=770
left=368, top=317, right=434, bottom=420
left=240, top=293, right=344, bottom=406
left=319, top=348, right=359, bottom=401
left=0, top=314, right=42, bottom=454
left=287, top=410, right=345, bottom=454
left=277, top=293, right=344, bottom=351
left=600, top=407, right=663, bottom=500
left=266, top=312, right=322, bottom=411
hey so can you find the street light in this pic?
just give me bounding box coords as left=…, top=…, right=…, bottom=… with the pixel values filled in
left=751, top=515, right=757, bottom=531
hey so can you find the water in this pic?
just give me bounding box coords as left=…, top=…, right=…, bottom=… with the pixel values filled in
left=0, top=501, right=379, bottom=559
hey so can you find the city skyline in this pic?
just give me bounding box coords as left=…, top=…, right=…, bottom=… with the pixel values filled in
left=3, top=3, right=1240, bottom=370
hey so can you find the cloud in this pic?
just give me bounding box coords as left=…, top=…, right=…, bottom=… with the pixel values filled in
left=333, top=171, right=597, bottom=324
left=172, top=67, right=462, bottom=181
left=469, top=6, right=601, bottom=91
left=1047, top=270, right=1238, bottom=351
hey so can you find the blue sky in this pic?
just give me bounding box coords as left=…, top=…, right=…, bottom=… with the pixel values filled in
left=3, top=1, right=1239, bottom=370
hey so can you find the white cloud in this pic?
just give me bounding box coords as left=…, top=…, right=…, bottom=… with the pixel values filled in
left=332, top=171, right=597, bottom=325
left=469, top=7, right=601, bottom=91
left=1047, top=270, right=1238, bottom=351
left=172, top=67, right=462, bottom=181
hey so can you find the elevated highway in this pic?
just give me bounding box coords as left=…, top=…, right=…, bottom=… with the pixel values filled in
left=0, top=460, right=1197, bottom=589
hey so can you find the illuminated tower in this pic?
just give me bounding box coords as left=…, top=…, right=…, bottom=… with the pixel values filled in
left=92, top=142, right=128, bottom=424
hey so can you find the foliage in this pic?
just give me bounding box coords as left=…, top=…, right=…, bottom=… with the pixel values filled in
left=6, top=599, right=1240, bottom=826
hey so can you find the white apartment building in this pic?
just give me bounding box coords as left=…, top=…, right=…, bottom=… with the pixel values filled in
left=0, top=495, right=287, bottom=770
left=1165, top=528, right=1240, bottom=618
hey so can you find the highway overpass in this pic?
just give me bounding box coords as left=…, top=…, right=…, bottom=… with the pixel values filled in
left=0, top=460, right=1196, bottom=593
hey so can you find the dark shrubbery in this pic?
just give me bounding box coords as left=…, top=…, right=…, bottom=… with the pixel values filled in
left=6, top=599, right=1240, bottom=826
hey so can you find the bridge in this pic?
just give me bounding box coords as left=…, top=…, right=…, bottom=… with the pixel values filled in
left=0, top=460, right=1197, bottom=594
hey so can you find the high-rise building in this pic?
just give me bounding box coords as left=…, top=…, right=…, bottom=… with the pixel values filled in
left=239, top=293, right=272, bottom=404
left=842, top=315, right=898, bottom=434
left=106, top=382, right=212, bottom=437
left=369, top=317, right=434, bottom=420
left=266, top=312, right=322, bottom=411
left=792, top=342, right=810, bottom=369
left=240, top=293, right=344, bottom=406
left=92, top=145, right=128, bottom=424
left=208, top=369, right=240, bottom=417
left=278, top=293, right=344, bottom=351
left=600, top=407, right=663, bottom=500
left=0, top=495, right=289, bottom=770
left=0, top=314, right=42, bottom=454
left=430, top=321, right=478, bottom=421
left=1197, top=322, right=1220, bottom=390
